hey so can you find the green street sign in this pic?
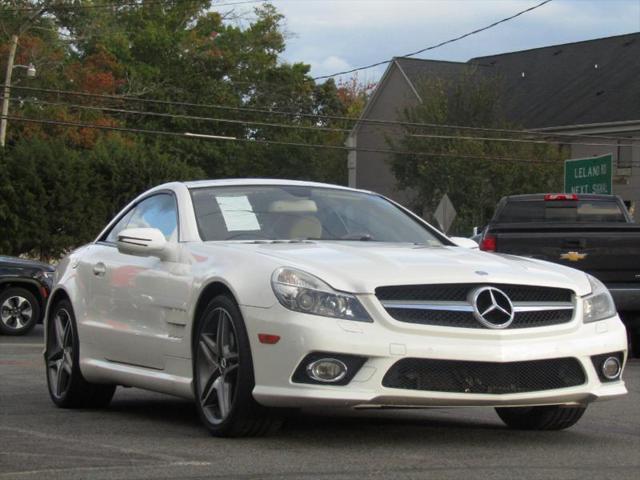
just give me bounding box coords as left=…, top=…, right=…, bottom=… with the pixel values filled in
left=564, top=154, right=612, bottom=194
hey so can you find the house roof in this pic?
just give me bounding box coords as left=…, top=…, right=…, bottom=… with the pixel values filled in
left=394, top=58, right=491, bottom=87
left=379, top=33, right=640, bottom=130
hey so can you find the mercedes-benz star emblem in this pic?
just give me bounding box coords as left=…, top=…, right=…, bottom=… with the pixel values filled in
left=469, top=286, right=515, bottom=329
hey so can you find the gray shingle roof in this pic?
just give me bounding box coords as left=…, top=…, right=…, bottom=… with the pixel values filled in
left=393, top=33, right=640, bottom=129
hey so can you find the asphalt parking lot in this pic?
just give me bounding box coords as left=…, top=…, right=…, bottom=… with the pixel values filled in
left=2, top=326, right=640, bottom=480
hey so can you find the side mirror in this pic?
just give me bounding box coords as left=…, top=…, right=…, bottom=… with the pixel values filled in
left=117, top=228, right=173, bottom=260
left=450, top=236, right=479, bottom=249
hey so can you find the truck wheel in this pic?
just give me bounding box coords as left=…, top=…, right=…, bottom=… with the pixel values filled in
left=0, top=287, right=40, bottom=336
left=496, top=405, right=586, bottom=430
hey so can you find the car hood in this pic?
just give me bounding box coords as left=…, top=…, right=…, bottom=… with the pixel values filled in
left=228, top=242, right=591, bottom=296
left=0, top=255, right=55, bottom=271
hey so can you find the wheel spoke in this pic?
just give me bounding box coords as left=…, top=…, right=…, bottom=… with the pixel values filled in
left=48, top=345, right=63, bottom=360
left=200, top=372, right=218, bottom=406
left=62, top=322, right=72, bottom=348
left=216, top=311, right=228, bottom=351
left=55, top=361, right=66, bottom=396
left=214, top=376, right=231, bottom=419
left=14, top=315, right=24, bottom=328
left=54, top=314, right=65, bottom=348
left=200, top=335, right=219, bottom=365
left=63, top=350, right=73, bottom=374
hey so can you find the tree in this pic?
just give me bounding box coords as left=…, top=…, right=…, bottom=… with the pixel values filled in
left=336, top=75, right=376, bottom=119
left=0, top=1, right=371, bottom=259
left=389, top=73, right=566, bottom=235
left=0, top=136, right=203, bottom=260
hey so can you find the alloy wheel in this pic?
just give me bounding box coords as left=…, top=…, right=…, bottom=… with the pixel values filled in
left=46, top=309, right=74, bottom=399
left=196, top=307, right=240, bottom=425
left=0, top=295, right=33, bottom=330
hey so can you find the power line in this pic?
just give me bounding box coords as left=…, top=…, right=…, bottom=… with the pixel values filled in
left=2, top=114, right=573, bottom=165
left=0, top=0, right=265, bottom=13
left=4, top=95, right=638, bottom=149
left=407, top=132, right=636, bottom=149
left=9, top=84, right=639, bottom=143
left=313, top=0, right=554, bottom=80
left=3, top=96, right=351, bottom=132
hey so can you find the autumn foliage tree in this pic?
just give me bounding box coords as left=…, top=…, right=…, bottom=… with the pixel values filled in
left=0, top=1, right=371, bottom=259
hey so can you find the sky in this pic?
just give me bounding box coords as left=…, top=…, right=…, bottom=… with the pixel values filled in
left=228, top=0, right=640, bottom=83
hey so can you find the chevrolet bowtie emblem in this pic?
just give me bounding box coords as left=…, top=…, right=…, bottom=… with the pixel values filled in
left=560, top=251, right=587, bottom=262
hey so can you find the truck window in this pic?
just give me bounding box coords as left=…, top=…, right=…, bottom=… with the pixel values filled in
left=496, top=200, right=627, bottom=223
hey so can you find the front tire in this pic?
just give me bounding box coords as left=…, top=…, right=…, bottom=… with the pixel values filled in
left=45, top=299, right=116, bottom=408
left=495, top=405, right=586, bottom=430
left=0, top=287, right=40, bottom=336
left=193, top=294, right=281, bottom=437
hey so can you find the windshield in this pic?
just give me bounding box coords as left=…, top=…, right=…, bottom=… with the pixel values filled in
left=190, top=185, right=443, bottom=245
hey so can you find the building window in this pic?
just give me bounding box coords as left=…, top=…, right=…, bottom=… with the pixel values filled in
left=618, top=139, right=632, bottom=169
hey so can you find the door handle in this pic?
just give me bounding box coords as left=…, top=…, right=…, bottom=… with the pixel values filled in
left=93, top=263, right=106, bottom=277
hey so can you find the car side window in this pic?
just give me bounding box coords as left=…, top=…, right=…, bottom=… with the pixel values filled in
left=103, top=194, right=179, bottom=243
left=127, top=194, right=179, bottom=241
left=105, top=208, right=135, bottom=243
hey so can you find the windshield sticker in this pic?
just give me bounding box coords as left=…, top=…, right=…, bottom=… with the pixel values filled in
left=215, top=195, right=261, bottom=231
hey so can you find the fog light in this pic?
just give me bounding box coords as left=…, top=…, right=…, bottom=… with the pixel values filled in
left=602, top=356, right=621, bottom=380
left=306, top=358, right=347, bottom=383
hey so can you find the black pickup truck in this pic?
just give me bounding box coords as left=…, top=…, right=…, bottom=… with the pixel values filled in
left=479, top=193, right=640, bottom=348
left=0, top=256, right=55, bottom=335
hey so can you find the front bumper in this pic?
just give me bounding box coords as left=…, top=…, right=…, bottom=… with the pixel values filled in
left=241, top=294, right=628, bottom=409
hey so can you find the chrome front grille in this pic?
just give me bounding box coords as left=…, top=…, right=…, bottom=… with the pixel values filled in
left=376, top=284, right=574, bottom=329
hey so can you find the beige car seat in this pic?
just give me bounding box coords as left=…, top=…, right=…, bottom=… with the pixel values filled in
left=268, top=200, right=322, bottom=239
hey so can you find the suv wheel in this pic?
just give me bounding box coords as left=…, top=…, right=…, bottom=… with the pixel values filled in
left=0, top=287, right=39, bottom=335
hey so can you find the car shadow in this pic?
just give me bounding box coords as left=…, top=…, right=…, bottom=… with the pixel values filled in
left=276, top=409, right=597, bottom=448
left=104, top=392, right=599, bottom=447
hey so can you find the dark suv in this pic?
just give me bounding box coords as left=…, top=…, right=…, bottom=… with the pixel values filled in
left=0, top=256, right=55, bottom=335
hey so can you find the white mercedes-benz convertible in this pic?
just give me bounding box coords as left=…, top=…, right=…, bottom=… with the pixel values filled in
left=45, top=179, right=627, bottom=436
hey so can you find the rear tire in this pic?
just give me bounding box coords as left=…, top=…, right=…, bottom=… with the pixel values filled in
left=0, top=287, right=40, bottom=336
left=495, top=405, right=586, bottom=430
left=192, top=294, right=282, bottom=437
left=45, top=299, right=116, bottom=408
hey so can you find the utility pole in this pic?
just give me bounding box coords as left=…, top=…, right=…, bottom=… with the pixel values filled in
left=0, top=34, right=19, bottom=148
left=1, top=5, right=47, bottom=148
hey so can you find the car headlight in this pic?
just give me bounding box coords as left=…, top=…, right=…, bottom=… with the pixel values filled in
left=583, top=274, right=616, bottom=323
left=271, top=267, right=372, bottom=322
